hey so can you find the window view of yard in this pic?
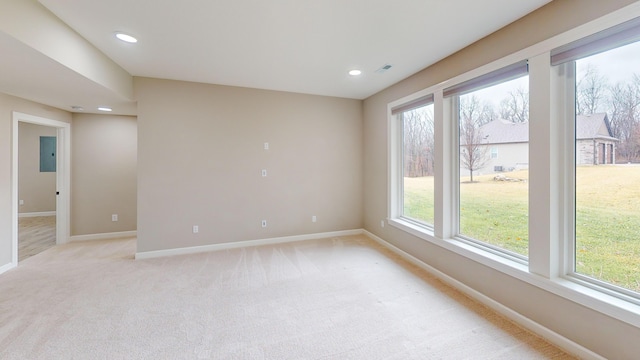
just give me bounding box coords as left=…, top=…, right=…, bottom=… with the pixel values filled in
left=402, top=104, right=434, bottom=225
left=404, top=165, right=640, bottom=291
left=401, top=41, right=640, bottom=294
left=574, top=41, right=640, bottom=293
left=458, top=74, right=530, bottom=257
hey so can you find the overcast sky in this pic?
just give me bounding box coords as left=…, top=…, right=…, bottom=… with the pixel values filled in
left=460, top=40, right=640, bottom=115
left=577, top=40, right=640, bottom=85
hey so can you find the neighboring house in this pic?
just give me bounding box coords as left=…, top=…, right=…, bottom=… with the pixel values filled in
left=576, top=113, right=618, bottom=165
left=461, top=113, right=618, bottom=176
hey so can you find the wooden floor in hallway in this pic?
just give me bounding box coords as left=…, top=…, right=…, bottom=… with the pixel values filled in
left=18, top=215, right=56, bottom=262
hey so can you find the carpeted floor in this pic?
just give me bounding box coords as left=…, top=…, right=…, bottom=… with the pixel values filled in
left=0, top=235, right=576, bottom=359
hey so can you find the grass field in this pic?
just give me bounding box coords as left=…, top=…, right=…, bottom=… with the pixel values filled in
left=404, top=165, right=640, bottom=292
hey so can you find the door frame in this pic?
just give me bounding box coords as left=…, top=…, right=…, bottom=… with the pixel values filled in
left=11, top=112, right=71, bottom=265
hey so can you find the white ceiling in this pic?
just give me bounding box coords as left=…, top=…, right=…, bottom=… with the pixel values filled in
left=2, top=0, right=552, bottom=115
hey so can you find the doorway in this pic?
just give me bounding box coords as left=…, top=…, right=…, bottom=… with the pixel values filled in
left=11, top=112, right=70, bottom=266
left=17, top=123, right=57, bottom=261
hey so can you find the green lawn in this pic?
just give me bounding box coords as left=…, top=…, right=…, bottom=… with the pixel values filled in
left=404, top=165, right=640, bottom=292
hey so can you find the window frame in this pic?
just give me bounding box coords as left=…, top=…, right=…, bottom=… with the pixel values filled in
left=447, top=68, right=530, bottom=261
left=388, top=89, right=437, bottom=235
left=386, top=3, right=640, bottom=328
left=557, top=48, right=640, bottom=305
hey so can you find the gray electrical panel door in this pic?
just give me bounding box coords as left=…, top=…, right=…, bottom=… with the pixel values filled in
left=40, top=136, right=56, bottom=172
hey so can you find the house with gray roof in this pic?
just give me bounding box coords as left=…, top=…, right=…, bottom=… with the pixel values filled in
left=461, top=113, right=618, bottom=177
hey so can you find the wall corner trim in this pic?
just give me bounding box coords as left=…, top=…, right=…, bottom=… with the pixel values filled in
left=362, top=230, right=605, bottom=360
left=135, top=229, right=364, bottom=260
left=0, top=262, right=17, bottom=276
left=70, top=231, right=137, bottom=242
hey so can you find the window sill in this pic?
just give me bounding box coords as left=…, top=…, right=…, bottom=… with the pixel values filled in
left=388, top=217, right=640, bottom=328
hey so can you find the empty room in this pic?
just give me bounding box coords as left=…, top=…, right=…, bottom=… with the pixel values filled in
left=2, top=0, right=640, bottom=358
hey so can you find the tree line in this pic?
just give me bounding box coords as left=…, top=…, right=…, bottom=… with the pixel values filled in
left=404, top=64, right=640, bottom=180
left=577, top=64, right=640, bottom=162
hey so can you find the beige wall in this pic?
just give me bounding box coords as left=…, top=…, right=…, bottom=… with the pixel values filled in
left=71, top=114, right=137, bottom=236
left=0, top=92, right=71, bottom=268
left=362, top=0, right=640, bottom=358
left=135, top=77, right=362, bottom=253
left=18, top=122, right=57, bottom=213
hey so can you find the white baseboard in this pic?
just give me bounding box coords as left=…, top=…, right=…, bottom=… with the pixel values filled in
left=135, top=229, right=363, bottom=260
left=70, top=231, right=137, bottom=242
left=0, top=261, right=17, bottom=275
left=362, top=230, right=605, bottom=360
left=18, top=211, right=56, bottom=218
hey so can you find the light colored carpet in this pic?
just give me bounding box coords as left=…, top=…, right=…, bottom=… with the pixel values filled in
left=0, top=235, right=576, bottom=359
left=18, top=215, right=56, bottom=262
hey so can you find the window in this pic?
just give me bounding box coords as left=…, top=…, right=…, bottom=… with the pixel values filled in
left=390, top=95, right=435, bottom=227
left=445, top=64, right=530, bottom=258
left=553, top=18, right=640, bottom=294
left=401, top=104, right=436, bottom=225
left=387, top=10, right=640, bottom=326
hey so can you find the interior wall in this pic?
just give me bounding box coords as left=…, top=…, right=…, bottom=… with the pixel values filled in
left=18, top=122, right=57, bottom=214
left=0, top=92, right=70, bottom=270
left=362, top=0, right=640, bottom=358
left=135, top=77, right=363, bottom=253
left=71, top=113, right=137, bottom=236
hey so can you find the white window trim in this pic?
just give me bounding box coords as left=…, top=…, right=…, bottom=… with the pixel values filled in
left=386, top=2, right=640, bottom=329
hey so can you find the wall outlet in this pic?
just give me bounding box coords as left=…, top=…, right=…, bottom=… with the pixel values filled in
left=312, top=215, right=317, bottom=223
left=261, top=220, right=267, bottom=228
left=381, top=220, right=385, bottom=228
left=112, top=214, right=118, bottom=222
left=193, top=225, right=199, bottom=233
left=261, top=169, right=267, bottom=177
left=264, top=142, right=269, bottom=150
left=19, top=200, right=24, bottom=206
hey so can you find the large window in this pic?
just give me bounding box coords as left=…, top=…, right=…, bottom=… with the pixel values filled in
left=445, top=65, right=530, bottom=258
left=553, top=20, right=640, bottom=294
left=388, top=10, right=640, bottom=322
left=401, top=103, right=435, bottom=226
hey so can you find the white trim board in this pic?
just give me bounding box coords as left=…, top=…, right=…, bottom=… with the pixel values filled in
left=362, top=230, right=605, bottom=360
left=18, top=211, right=56, bottom=218
left=70, top=231, right=137, bottom=242
left=11, top=112, right=71, bottom=271
left=0, top=262, right=16, bottom=276
left=135, top=229, right=363, bottom=260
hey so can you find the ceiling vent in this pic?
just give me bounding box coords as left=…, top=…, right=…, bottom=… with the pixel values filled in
left=376, top=64, right=393, bottom=73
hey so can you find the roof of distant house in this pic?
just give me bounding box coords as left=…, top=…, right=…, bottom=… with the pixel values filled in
left=477, top=113, right=618, bottom=144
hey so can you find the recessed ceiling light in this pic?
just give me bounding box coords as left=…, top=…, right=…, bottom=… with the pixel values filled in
left=115, top=32, right=137, bottom=43
left=98, top=107, right=112, bottom=112
left=349, top=69, right=362, bottom=76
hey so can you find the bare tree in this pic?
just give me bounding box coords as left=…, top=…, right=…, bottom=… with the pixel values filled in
left=607, top=74, right=640, bottom=162
left=403, top=106, right=435, bottom=177
left=577, top=64, right=607, bottom=115
left=459, top=95, right=491, bottom=182
left=499, top=87, right=529, bottom=123
left=460, top=95, right=495, bottom=126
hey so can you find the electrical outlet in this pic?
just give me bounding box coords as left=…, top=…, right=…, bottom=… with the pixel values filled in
left=264, top=142, right=269, bottom=150
left=193, top=225, right=199, bottom=233
left=19, top=200, right=24, bottom=206
left=261, top=220, right=267, bottom=228
left=261, top=169, right=267, bottom=177
left=312, top=215, right=317, bottom=222
left=112, top=214, right=118, bottom=222
left=381, top=220, right=385, bottom=228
